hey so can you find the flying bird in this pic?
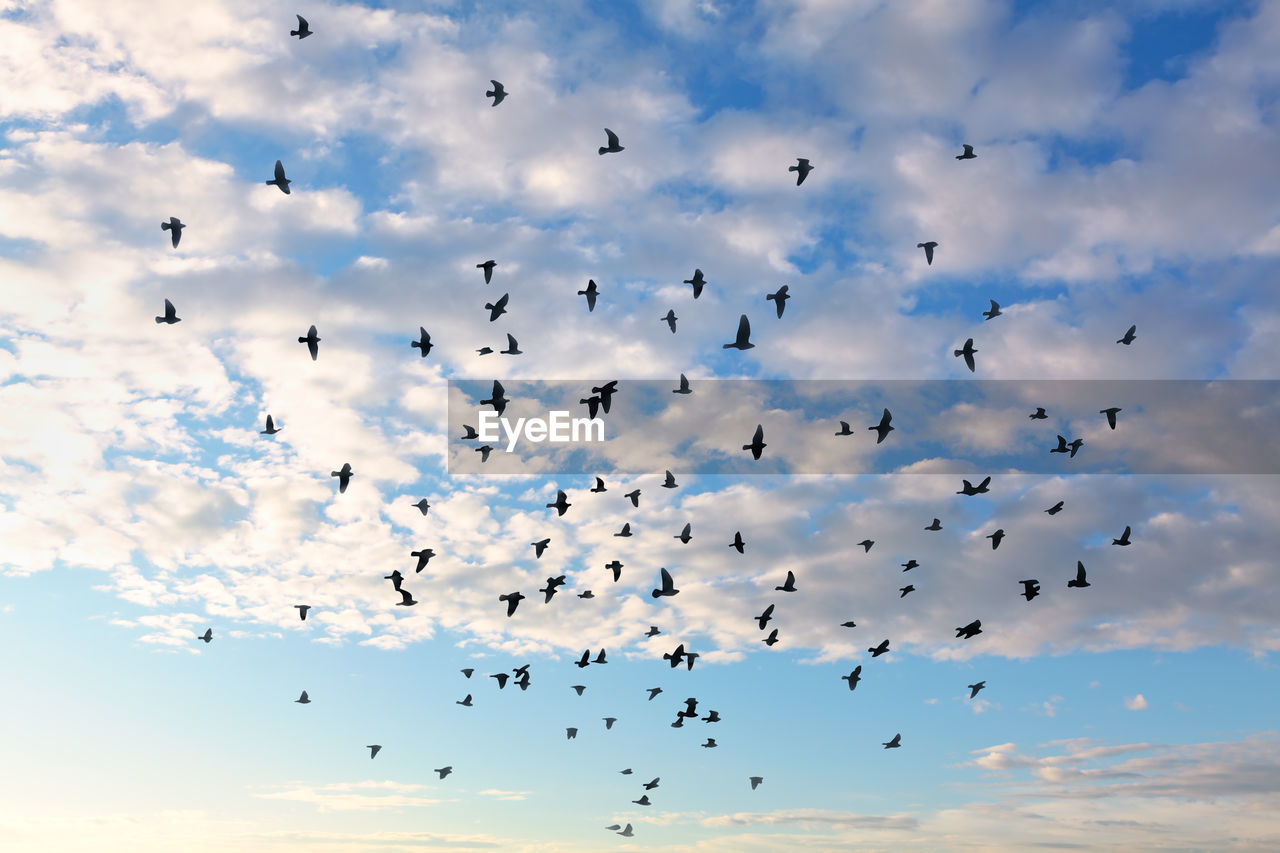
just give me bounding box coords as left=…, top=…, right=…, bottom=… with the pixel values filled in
left=899, top=584, right=915, bottom=598
left=532, top=538, right=551, bottom=559
left=901, top=559, right=919, bottom=571
left=571, top=685, right=586, bottom=696
left=299, top=325, right=319, bottom=361
left=476, top=347, right=493, bottom=356
left=673, top=373, right=692, bottom=394
left=1101, top=407, right=1121, bottom=429
left=956, top=144, right=976, bottom=160
left=674, top=523, right=692, bottom=544
left=925, top=518, right=942, bottom=531
left=644, top=626, right=661, bottom=637
left=662, top=470, right=678, bottom=489
left=367, top=745, right=382, bottom=759
left=499, top=591, right=525, bottom=617
left=331, top=462, right=353, bottom=493
left=883, top=733, right=902, bottom=749
left=723, top=314, right=755, bottom=350
left=266, top=159, right=291, bottom=194
left=155, top=298, right=180, bottom=325
left=1019, top=579, right=1041, bottom=601
left=766, top=285, right=791, bottom=318
left=475, top=445, right=493, bottom=463
left=647, top=687, right=662, bottom=700
left=1030, top=407, right=1048, bottom=419
left=294, top=605, right=310, bottom=621
left=434, top=766, right=453, bottom=779
left=684, top=268, right=707, bottom=298
left=1068, top=561, right=1091, bottom=588
left=461, top=668, right=474, bottom=678
left=750, top=776, right=764, bottom=789
left=457, top=694, right=472, bottom=706
left=1113, top=525, right=1132, bottom=546
left=500, top=333, right=521, bottom=355
left=486, top=79, right=507, bottom=106
left=643, top=777, right=659, bottom=790
left=662, top=309, right=678, bottom=333
left=869, top=409, right=894, bottom=444
left=955, top=620, right=982, bottom=639
left=260, top=414, right=281, bottom=435
left=842, top=665, right=862, bottom=690
left=592, top=380, right=618, bottom=412
left=161, top=217, right=184, bottom=248
left=1046, top=500, right=1065, bottom=515
left=744, top=424, right=766, bottom=460
left=411, top=327, right=432, bottom=357
left=755, top=604, right=775, bottom=630
left=198, top=629, right=212, bottom=643
left=578, top=590, right=594, bottom=599
left=604, top=717, right=617, bottom=730
left=730, top=531, right=745, bottom=553
left=477, top=260, right=496, bottom=284
left=411, top=498, right=431, bottom=515
left=547, top=489, right=571, bottom=516
left=481, top=380, right=507, bottom=416
left=591, top=477, right=606, bottom=493
left=617, top=825, right=634, bottom=837
left=987, top=529, right=1005, bottom=550
left=566, top=727, right=577, bottom=739
left=385, top=570, right=404, bottom=591
left=982, top=299, right=1001, bottom=320
left=397, top=588, right=417, bottom=606
left=775, top=570, right=797, bottom=592
left=917, top=241, right=937, bottom=265
left=868, top=639, right=890, bottom=657
left=956, top=476, right=991, bottom=495
left=1068, top=438, right=1084, bottom=457
left=410, top=548, right=435, bottom=573
left=858, top=539, right=875, bottom=552
left=702, top=738, right=717, bottom=748
left=598, top=128, right=624, bottom=155
left=484, top=292, right=509, bottom=321
left=1117, top=325, right=1137, bottom=345
left=968, top=681, right=986, bottom=698
left=578, top=280, right=598, bottom=312
left=841, top=620, right=857, bottom=628
left=955, top=338, right=978, bottom=372
left=291, top=14, right=312, bottom=38
left=836, top=421, right=853, bottom=435
left=295, top=690, right=310, bottom=704
left=789, top=157, right=813, bottom=185
left=539, top=576, right=566, bottom=602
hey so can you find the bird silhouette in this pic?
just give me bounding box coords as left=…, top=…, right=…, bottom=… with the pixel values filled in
left=674, top=523, right=692, bottom=544
left=955, top=338, right=978, bottom=372
left=461, top=668, right=474, bottom=678
left=580, top=395, right=601, bottom=420
left=750, top=776, right=764, bottom=789
left=789, top=157, right=813, bottom=185
left=775, top=570, right=797, bottom=592
left=598, top=128, right=624, bottom=154
left=155, top=298, right=181, bottom=324
left=967, top=681, right=986, bottom=698
left=486, top=79, right=507, bottom=106
left=484, top=293, right=509, bottom=321
left=767, top=285, right=790, bottom=318
left=955, top=619, right=982, bottom=639
left=477, top=260, right=496, bottom=283
left=267, top=159, right=291, bottom=194
left=476, top=347, right=493, bottom=356
left=578, top=590, right=594, bottom=599
left=642, top=776, right=658, bottom=789
left=532, top=538, right=551, bottom=559
left=491, top=673, right=509, bottom=689
left=987, top=529, right=1005, bottom=549
left=547, top=489, right=571, bottom=516
left=1068, top=561, right=1091, bottom=588
left=723, top=314, right=755, bottom=350
left=604, top=717, right=617, bottom=730
left=575, top=649, right=592, bottom=668
left=499, top=591, right=525, bottom=617
left=662, top=470, right=678, bottom=489
left=842, top=665, right=862, bottom=690
left=617, top=825, right=634, bottom=837
left=631, top=795, right=650, bottom=806
left=663, top=644, right=687, bottom=668
left=662, top=309, right=678, bottom=333
left=982, top=299, right=1001, bottom=320
left=1113, top=525, right=1132, bottom=546
left=702, top=709, right=722, bottom=722
left=260, top=414, right=281, bottom=435
left=646, top=687, right=662, bottom=700
left=434, top=766, right=453, bottom=779
left=295, top=690, right=310, bottom=704
left=481, top=380, right=507, bottom=416
left=475, top=445, right=493, bottom=463
left=571, top=685, right=586, bottom=695
left=1101, top=407, right=1121, bottom=429
left=367, top=745, right=382, bottom=759
left=594, top=649, right=608, bottom=664
left=198, top=628, right=213, bottom=643
left=592, top=380, right=618, bottom=413
left=744, top=424, right=766, bottom=460
left=702, top=738, right=717, bottom=748
left=1030, top=407, right=1048, bottom=419
left=331, top=462, right=353, bottom=493
left=1019, top=579, right=1041, bottom=601
left=291, top=14, right=312, bottom=38
left=385, top=570, right=404, bottom=591
left=299, top=325, right=319, bottom=361
left=901, top=559, right=919, bottom=571
left=411, top=548, right=435, bottom=572
left=1046, top=500, right=1065, bottom=515
left=1050, top=435, right=1071, bottom=454
left=684, top=268, right=707, bottom=298
left=673, top=373, right=692, bottom=394
left=765, top=634, right=781, bottom=653
left=294, top=605, right=309, bottom=621
left=591, top=477, right=606, bottom=493
left=457, top=694, right=473, bottom=706
left=868, top=639, right=890, bottom=657
left=578, top=280, right=598, bottom=312
left=755, top=605, right=775, bottom=630
left=899, top=584, right=915, bottom=598
left=869, top=409, right=894, bottom=444
left=397, top=588, right=417, bottom=606
left=652, top=568, right=679, bottom=598
left=566, top=727, right=577, bottom=739
left=836, top=421, right=853, bottom=435
left=956, top=144, right=976, bottom=160
left=917, top=241, right=937, bottom=265
left=1117, top=324, right=1137, bottom=345
left=500, top=334, right=521, bottom=355
left=645, top=626, right=661, bottom=637
left=841, top=620, right=857, bottom=628
left=858, top=539, right=875, bottom=552
left=883, top=733, right=902, bottom=749
left=956, top=476, right=991, bottom=495
left=411, top=498, right=431, bottom=515
left=539, top=576, right=565, bottom=602
left=730, top=531, right=745, bottom=553
left=411, top=327, right=432, bottom=357
left=925, top=518, right=942, bottom=531
left=161, top=217, right=184, bottom=248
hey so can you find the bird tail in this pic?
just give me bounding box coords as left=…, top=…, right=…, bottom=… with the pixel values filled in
left=161, top=222, right=171, bottom=231
left=154, top=316, right=163, bottom=323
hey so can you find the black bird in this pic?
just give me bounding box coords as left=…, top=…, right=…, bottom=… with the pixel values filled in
left=925, top=518, right=942, bottom=531
left=499, top=591, right=525, bottom=617
left=578, top=590, right=594, bottom=599
left=646, top=687, right=662, bottom=700
left=291, top=14, right=312, bottom=38
left=775, top=570, right=797, bottom=592
left=295, top=690, right=310, bottom=704
left=579, top=280, right=598, bottom=312
left=956, top=144, right=976, bottom=160
left=663, top=644, right=686, bottom=668
left=476, top=260, right=496, bottom=284
left=566, top=728, right=578, bottom=740
left=615, top=521, right=632, bottom=538
left=662, top=309, right=678, bottom=333
left=331, top=463, right=353, bottom=493
left=299, top=325, right=319, bottom=361
left=434, top=766, right=453, bottom=779
left=367, top=745, right=382, bottom=759
left=673, top=373, right=692, bottom=394
left=723, top=314, right=754, bottom=350
left=767, top=285, right=790, bottom=318
left=481, top=380, right=507, bottom=416
left=198, top=628, right=213, bottom=643
left=1068, top=561, right=1090, bottom=588
left=594, top=649, right=608, bottom=664
left=501, top=334, right=521, bottom=355
left=385, top=570, right=403, bottom=591
left=1019, top=579, right=1041, bottom=601
left=532, top=538, right=550, bottom=559
left=598, top=128, right=624, bottom=155
left=411, top=498, right=431, bottom=515
left=1030, top=407, right=1048, bottom=419
left=674, top=523, right=692, bottom=544
left=789, top=157, right=813, bottom=185
left=702, top=738, right=717, bottom=748
left=1113, top=525, right=1132, bottom=546
left=679, top=698, right=698, bottom=718
left=684, top=268, right=707, bottom=298
left=461, top=668, right=474, bottom=678
left=540, top=576, right=566, bottom=602
left=968, top=681, right=986, bottom=698
left=917, top=241, right=937, bottom=265
left=575, top=649, right=592, bottom=668
left=411, top=327, right=433, bottom=357
left=750, top=776, right=764, bottom=790
left=625, top=489, right=641, bottom=507
left=982, top=299, right=1001, bottom=320
left=836, top=421, right=853, bottom=435
left=869, top=409, right=894, bottom=444
left=703, top=709, right=720, bottom=723
left=956, top=476, right=991, bottom=495
left=491, top=673, right=509, bottom=688
left=632, top=795, right=651, bottom=806
left=755, top=604, right=775, bottom=630
left=547, top=489, right=571, bottom=516
left=841, top=665, right=862, bottom=690
left=591, top=477, right=606, bottom=493
left=1050, top=435, right=1071, bottom=454
left=899, top=584, right=915, bottom=598
left=457, top=694, right=472, bottom=706
left=604, top=717, right=617, bottom=730
left=267, top=159, right=291, bottom=194
left=295, top=605, right=310, bottom=621
left=617, top=825, right=634, bottom=837
left=592, top=380, right=618, bottom=413
left=476, top=347, right=493, bottom=356
left=485, top=293, right=509, bottom=321
left=955, top=338, right=978, bottom=373
left=1101, top=407, right=1121, bottom=429
left=411, top=548, right=435, bottom=572
left=1046, top=500, right=1065, bottom=515
left=580, top=395, right=601, bottom=419
left=868, top=639, right=890, bottom=657
left=841, top=620, right=857, bottom=628
left=642, top=777, right=658, bottom=790
left=161, top=217, right=184, bottom=248
left=858, top=539, right=875, bottom=552
left=397, top=588, right=417, bottom=606
left=901, top=559, right=919, bottom=571
left=987, top=529, right=1005, bottom=550
left=652, top=568, right=679, bottom=598
left=155, top=298, right=181, bottom=324
left=475, top=445, right=493, bottom=463
left=662, top=471, right=678, bottom=489
left=1068, top=438, right=1084, bottom=458
left=1117, top=324, right=1137, bottom=345
left=883, top=733, right=902, bottom=749
left=260, top=414, right=281, bottom=435
left=572, top=685, right=586, bottom=695
left=644, top=626, right=661, bottom=637
left=955, top=620, right=982, bottom=639
left=730, top=531, right=745, bottom=553
left=486, top=79, right=507, bottom=106
left=744, top=424, right=766, bottom=460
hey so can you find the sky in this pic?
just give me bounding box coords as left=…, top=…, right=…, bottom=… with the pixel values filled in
left=1, top=0, right=1279, bottom=850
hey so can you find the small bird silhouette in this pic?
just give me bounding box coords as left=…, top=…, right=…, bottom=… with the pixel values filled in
left=956, top=620, right=982, bottom=639
left=767, top=285, right=790, bottom=318
left=869, top=409, right=894, bottom=444
left=475, top=445, right=493, bottom=463
left=723, top=314, right=754, bottom=350
left=299, top=325, right=319, bottom=361
left=294, top=605, right=310, bottom=621
left=461, top=668, right=474, bottom=678
left=476, top=347, right=493, bottom=356
left=411, top=548, right=435, bottom=572
left=1046, top=500, right=1065, bottom=515
left=956, top=476, right=991, bottom=495
left=260, top=414, right=281, bottom=435
left=632, top=795, right=650, bottom=806
left=591, top=477, right=606, bottom=493
left=457, top=694, right=473, bottom=706
left=645, top=626, right=661, bottom=637
left=673, top=373, right=692, bottom=394
left=566, top=728, right=577, bottom=740
left=411, top=327, right=432, bottom=357
left=385, top=570, right=403, bottom=591
left=1101, top=407, right=1122, bottom=429
left=532, top=538, right=551, bottom=559
left=684, top=268, right=707, bottom=298
left=955, top=338, right=978, bottom=373
left=397, top=588, right=417, bottom=606
left=367, top=745, right=382, bottom=759
left=481, top=380, right=507, bottom=416
left=267, top=159, right=291, bottom=194
left=594, top=649, right=608, bottom=664
left=161, top=217, right=184, bottom=248
left=776, top=570, right=797, bottom=592
left=982, top=299, right=1001, bottom=320
left=899, top=585, right=915, bottom=598
left=730, top=531, right=746, bottom=553
left=486, top=79, right=507, bottom=106
left=789, top=157, right=813, bottom=185
left=155, top=298, right=181, bottom=325
left=646, top=687, right=662, bottom=700
left=968, top=681, right=986, bottom=698
left=702, top=738, right=717, bottom=748
left=858, top=539, right=875, bottom=552
left=485, top=293, right=509, bottom=321
left=598, top=128, right=624, bottom=155
left=869, top=639, right=890, bottom=657
left=291, top=14, right=312, bottom=38
left=617, top=825, right=634, bottom=837
left=901, top=560, right=919, bottom=572
left=925, top=518, right=942, bottom=531
left=1117, top=324, right=1137, bottom=345
left=477, top=260, right=496, bottom=284
left=1019, top=579, right=1041, bottom=601
left=411, top=498, right=431, bottom=515
left=198, top=628, right=213, bottom=643
left=571, top=685, right=586, bottom=696
left=841, top=620, right=857, bottom=628
left=744, top=424, right=766, bottom=460
left=579, top=279, right=598, bottom=312
left=434, top=766, right=453, bottom=779
left=1113, top=525, right=1132, bottom=546
left=652, top=568, right=679, bottom=598
left=842, top=665, right=862, bottom=690
left=756, top=605, right=775, bottom=630
left=1030, top=407, right=1048, bottom=419
left=295, top=690, right=310, bottom=704
left=499, top=591, right=525, bottom=617
left=917, top=241, right=938, bottom=265
left=987, top=529, right=1005, bottom=550
left=662, top=309, right=678, bottom=333
left=331, top=462, right=353, bottom=493
left=547, top=489, right=571, bottom=516
left=750, top=776, right=764, bottom=789
left=500, top=334, right=521, bottom=355
left=836, top=421, right=853, bottom=435
left=491, top=673, right=509, bottom=689
left=1068, top=561, right=1091, bottom=588
left=956, top=144, right=976, bottom=160
left=883, top=733, right=902, bottom=749
left=662, top=470, right=678, bottom=489
left=539, top=575, right=566, bottom=603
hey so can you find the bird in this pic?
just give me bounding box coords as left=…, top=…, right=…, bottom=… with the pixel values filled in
left=615, top=521, right=632, bottom=538
left=967, top=681, right=986, bottom=698
left=956, top=476, right=991, bottom=495
left=580, top=395, right=602, bottom=420
left=673, top=373, right=692, bottom=394
left=1030, top=407, right=1048, bottom=419
left=411, top=548, right=435, bottom=572
left=457, top=694, right=472, bottom=706
left=625, top=488, right=642, bottom=507
left=566, top=728, right=577, bottom=739
left=869, top=409, right=894, bottom=444
left=841, top=620, right=857, bottom=628
left=486, top=79, right=507, bottom=106
left=868, top=639, right=890, bottom=657
left=295, top=690, right=310, bottom=704
left=956, top=144, right=976, bottom=160
left=836, top=421, right=853, bottom=435
left=499, top=591, right=525, bottom=617
left=679, top=698, right=698, bottom=718
left=744, top=424, right=766, bottom=460
left=684, top=268, right=707, bottom=298
left=571, top=685, right=586, bottom=696
left=674, top=523, right=692, bottom=544
left=461, top=668, right=474, bottom=678
left=1050, top=435, right=1071, bottom=454
left=475, top=445, right=493, bottom=463
left=1113, top=525, right=1132, bottom=546
left=575, top=650, right=592, bottom=669
left=385, top=571, right=404, bottom=591
left=591, top=477, right=606, bottom=493
left=841, top=665, right=862, bottom=690
left=500, top=334, right=521, bottom=355
left=411, top=498, right=431, bottom=515
left=1117, top=324, right=1137, bottom=345
left=155, top=298, right=180, bottom=324
left=662, top=470, right=678, bottom=488
left=750, top=776, right=764, bottom=790
left=646, top=687, right=662, bottom=700
left=730, top=532, right=745, bottom=553
left=578, top=280, right=598, bottom=312
left=982, top=299, right=1001, bottom=320
left=1019, top=579, right=1041, bottom=601
left=260, top=414, right=281, bottom=435
left=476, top=346, right=493, bottom=356
left=883, top=733, right=902, bottom=749
left=290, top=14, right=312, bottom=38
left=955, top=620, right=982, bottom=639
left=367, top=745, right=382, bottom=759
left=789, top=157, right=813, bottom=185
left=161, top=217, right=184, bottom=248
left=642, top=777, right=659, bottom=790
left=631, top=795, right=650, bottom=806
left=1068, top=438, right=1084, bottom=457
left=662, top=309, right=678, bottom=333
left=652, top=568, right=679, bottom=598
left=644, top=626, right=661, bottom=637
left=298, top=325, right=319, bottom=361
left=755, top=604, right=775, bottom=630
left=578, top=590, right=594, bottom=599
left=899, top=585, right=915, bottom=598
left=397, top=588, right=417, bottom=606
left=723, top=314, right=754, bottom=350
left=1068, top=561, right=1091, bottom=588
left=539, top=576, right=566, bottom=603
left=858, top=539, right=875, bottom=552
left=411, top=327, right=432, bottom=357
left=592, top=379, right=618, bottom=413
left=481, top=380, right=507, bottom=416
left=546, top=489, right=571, bottom=516
left=955, top=338, right=978, bottom=372
left=925, top=518, right=942, bottom=531
left=762, top=628, right=780, bottom=646
left=987, top=529, right=1005, bottom=549
left=598, top=128, right=624, bottom=155
left=663, top=644, right=687, bottom=668
left=1046, top=500, right=1065, bottom=515
left=775, top=570, right=797, bottom=592
left=434, top=766, right=453, bottom=779
left=901, top=559, right=919, bottom=571
left=617, top=825, right=634, bottom=837
left=917, top=241, right=938, bottom=265
left=266, top=159, right=291, bottom=194
left=1101, top=407, right=1121, bottom=429
left=294, top=605, right=310, bottom=621
left=484, top=293, right=509, bottom=321
left=477, top=260, right=496, bottom=283
left=198, top=628, right=213, bottom=643
left=532, top=538, right=551, bottom=559
left=491, top=673, right=509, bottom=689
left=702, top=738, right=717, bottom=748
left=331, top=463, right=353, bottom=493
left=766, top=285, right=790, bottom=318
left=604, top=717, right=617, bottom=730
left=594, top=649, right=608, bottom=664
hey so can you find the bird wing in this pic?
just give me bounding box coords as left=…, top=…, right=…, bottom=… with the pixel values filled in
left=274, top=160, right=286, bottom=182
left=604, top=128, right=619, bottom=147
left=736, top=314, right=750, bottom=344
left=660, top=568, right=674, bottom=590
left=506, top=333, right=517, bottom=349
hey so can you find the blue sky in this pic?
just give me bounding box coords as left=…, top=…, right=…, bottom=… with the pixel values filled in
left=2, top=0, right=1280, bottom=850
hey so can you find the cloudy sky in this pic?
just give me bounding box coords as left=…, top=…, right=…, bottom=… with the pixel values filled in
left=2, top=0, right=1279, bottom=850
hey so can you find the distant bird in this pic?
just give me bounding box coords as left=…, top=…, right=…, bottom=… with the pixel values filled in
left=571, top=685, right=586, bottom=696
left=500, top=334, right=521, bottom=356
left=294, top=605, right=310, bottom=621
left=730, top=531, right=745, bottom=553
left=1068, top=561, right=1091, bottom=588
left=260, top=414, right=281, bottom=435
left=591, top=477, right=606, bottom=493
left=615, top=521, right=632, bottom=538
left=767, top=285, right=790, bottom=318
left=651, top=568, right=680, bottom=599
left=744, top=424, right=766, bottom=460
left=883, top=733, right=902, bottom=749
left=1030, top=407, right=1048, bottom=419
left=486, top=79, right=507, bottom=106
left=631, top=795, right=650, bottom=806
left=575, top=650, right=592, bottom=668
left=1101, top=407, right=1121, bottom=429
left=397, top=588, right=417, bottom=606
left=723, top=314, right=754, bottom=350
left=547, top=489, right=571, bottom=516
left=1019, top=579, right=1041, bottom=601
left=750, top=776, right=764, bottom=789
left=594, top=649, right=607, bottom=664
left=775, top=570, right=797, bottom=592
left=625, top=488, right=642, bottom=506
left=1113, top=525, right=1132, bottom=546
left=841, top=665, right=862, bottom=690
left=901, top=559, right=919, bottom=571
left=385, top=570, right=404, bottom=591
left=331, top=462, right=353, bottom=493
left=789, top=158, right=813, bottom=185
left=411, top=548, right=435, bottom=572
left=663, top=644, right=687, bottom=668
left=684, top=268, right=707, bottom=298
left=457, top=694, right=472, bottom=706
left=925, top=518, right=942, bottom=531
left=836, top=421, right=853, bottom=435
left=646, top=687, right=662, bottom=700
left=675, top=522, right=692, bottom=544
left=617, top=825, right=634, bottom=837
left=578, top=590, right=594, bottom=599
left=485, top=293, right=509, bottom=321
left=290, top=14, right=312, bottom=38
left=662, top=309, right=678, bottom=333
left=477, top=260, right=496, bottom=284
left=967, top=681, right=986, bottom=699
left=476, top=347, right=493, bottom=356
left=987, top=529, right=1005, bottom=550
left=532, top=538, right=551, bottom=559
left=598, top=128, right=624, bottom=155
left=858, top=539, right=874, bottom=552
left=198, top=628, right=213, bottom=643
left=955, top=338, right=978, bottom=373
left=644, top=626, right=661, bottom=637
left=1051, top=435, right=1071, bottom=454
left=955, top=619, right=982, bottom=639
left=579, top=280, right=598, bottom=312
left=1046, top=500, right=1065, bottom=515
left=481, top=380, right=507, bottom=416
left=604, top=717, right=617, bottom=730
left=841, top=620, right=857, bottom=628
left=756, top=604, right=775, bottom=630
left=566, top=727, right=577, bottom=739
left=434, top=766, right=453, bottom=779
left=367, top=745, right=382, bottom=759
left=539, top=576, right=566, bottom=603
left=899, top=585, right=915, bottom=598
left=295, top=690, right=310, bottom=704
left=956, top=144, right=976, bottom=160
left=1117, top=324, right=1137, bottom=345
left=491, top=673, right=509, bottom=689
left=161, top=217, right=184, bottom=248
left=917, top=241, right=938, bottom=265
left=411, top=327, right=433, bottom=357
left=475, top=445, right=493, bottom=463
left=868, top=639, right=889, bottom=657
left=702, top=738, right=717, bottom=748
left=642, top=777, right=658, bottom=790
left=499, top=591, right=525, bottom=617
left=155, top=298, right=180, bottom=324
left=461, top=668, right=474, bottom=678
left=662, top=470, right=678, bottom=489
left=299, top=325, right=319, bottom=361
left=1068, top=438, right=1084, bottom=457
left=673, top=373, right=692, bottom=394
left=763, top=630, right=780, bottom=646
left=703, top=709, right=720, bottom=722
left=267, top=159, right=291, bottom=194
left=411, top=498, right=431, bottom=515
left=956, top=476, right=991, bottom=495
left=869, top=409, right=894, bottom=444
left=982, top=299, right=1001, bottom=320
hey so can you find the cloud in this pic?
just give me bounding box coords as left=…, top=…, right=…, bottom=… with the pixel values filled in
left=1125, top=693, right=1150, bottom=710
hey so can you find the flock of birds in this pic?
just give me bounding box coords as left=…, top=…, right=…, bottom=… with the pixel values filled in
left=151, top=14, right=1147, bottom=842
